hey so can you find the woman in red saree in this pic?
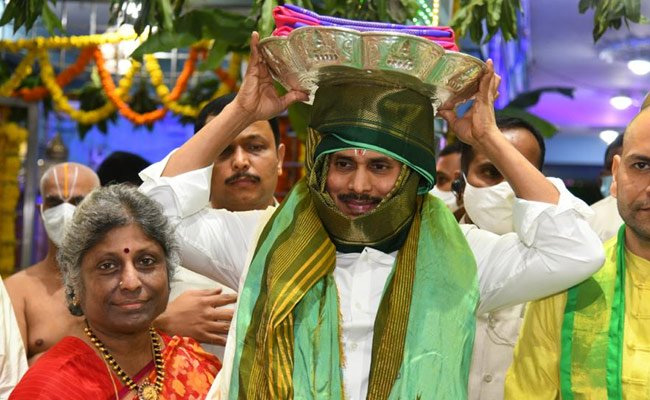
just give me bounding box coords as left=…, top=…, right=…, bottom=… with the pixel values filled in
left=10, top=185, right=221, bottom=399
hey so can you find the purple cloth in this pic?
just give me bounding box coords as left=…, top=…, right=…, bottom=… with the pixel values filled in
left=282, top=4, right=453, bottom=37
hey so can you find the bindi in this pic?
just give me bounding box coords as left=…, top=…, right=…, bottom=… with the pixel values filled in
left=354, top=149, right=367, bottom=157
left=123, top=248, right=130, bottom=254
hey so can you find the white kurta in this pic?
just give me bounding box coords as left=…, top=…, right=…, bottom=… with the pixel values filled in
left=0, top=278, right=28, bottom=399
left=467, top=178, right=568, bottom=400
left=168, top=267, right=235, bottom=359
left=140, top=154, right=604, bottom=400
left=589, top=195, right=624, bottom=242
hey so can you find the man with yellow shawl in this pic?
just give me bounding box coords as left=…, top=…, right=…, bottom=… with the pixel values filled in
left=141, top=25, right=604, bottom=399
left=505, top=107, right=650, bottom=399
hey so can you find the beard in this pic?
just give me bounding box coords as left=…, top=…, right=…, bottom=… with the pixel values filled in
left=618, top=198, right=650, bottom=242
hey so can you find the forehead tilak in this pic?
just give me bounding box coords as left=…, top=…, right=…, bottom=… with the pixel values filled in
left=51, top=163, right=79, bottom=201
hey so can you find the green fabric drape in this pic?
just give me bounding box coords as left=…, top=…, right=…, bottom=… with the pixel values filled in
left=228, top=181, right=478, bottom=399
left=560, top=225, right=626, bottom=399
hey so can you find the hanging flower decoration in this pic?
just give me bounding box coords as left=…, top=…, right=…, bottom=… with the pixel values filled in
left=15, top=46, right=96, bottom=102
left=0, top=32, right=138, bottom=52
left=0, top=32, right=242, bottom=126
left=0, top=51, right=37, bottom=97
left=94, top=47, right=167, bottom=125
left=0, top=122, right=28, bottom=276
left=143, top=47, right=202, bottom=117
left=37, top=47, right=123, bottom=125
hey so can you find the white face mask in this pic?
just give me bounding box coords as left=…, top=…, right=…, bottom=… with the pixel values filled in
left=40, top=164, right=81, bottom=247
left=430, top=186, right=459, bottom=212
left=463, top=180, right=515, bottom=235
left=41, top=203, right=77, bottom=247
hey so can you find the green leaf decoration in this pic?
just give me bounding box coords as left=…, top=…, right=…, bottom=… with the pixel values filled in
left=578, top=0, right=646, bottom=42
left=259, top=0, right=278, bottom=38
left=70, top=68, right=117, bottom=138
left=0, top=0, right=19, bottom=29
left=201, top=41, right=229, bottom=71
left=130, top=31, right=196, bottom=60
left=155, top=0, right=174, bottom=31
left=131, top=9, right=253, bottom=60
left=493, top=86, right=575, bottom=139
left=450, top=0, right=521, bottom=45
left=41, top=2, right=66, bottom=35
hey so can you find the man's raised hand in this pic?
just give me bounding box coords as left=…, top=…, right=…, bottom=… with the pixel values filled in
left=233, top=32, right=309, bottom=123
left=437, top=59, right=501, bottom=149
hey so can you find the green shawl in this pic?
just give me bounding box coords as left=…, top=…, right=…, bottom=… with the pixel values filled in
left=228, top=182, right=478, bottom=399
left=560, top=225, right=626, bottom=399
left=227, top=79, right=478, bottom=399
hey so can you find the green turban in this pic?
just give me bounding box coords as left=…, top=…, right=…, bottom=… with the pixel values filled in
left=305, top=79, right=437, bottom=252
left=308, top=79, right=437, bottom=194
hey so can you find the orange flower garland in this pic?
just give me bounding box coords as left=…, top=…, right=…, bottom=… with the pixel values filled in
left=94, top=47, right=167, bottom=125
left=0, top=33, right=242, bottom=125
left=37, top=47, right=118, bottom=125
left=144, top=47, right=202, bottom=116
left=168, top=48, right=202, bottom=99
left=95, top=47, right=201, bottom=125
left=16, top=46, right=96, bottom=102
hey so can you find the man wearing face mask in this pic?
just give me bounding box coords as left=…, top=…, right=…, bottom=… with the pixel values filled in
left=590, top=134, right=624, bottom=241
left=459, top=116, right=592, bottom=400
left=5, top=162, right=100, bottom=365
left=430, top=141, right=462, bottom=215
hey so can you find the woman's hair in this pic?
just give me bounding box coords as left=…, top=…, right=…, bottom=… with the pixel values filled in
left=57, top=184, right=179, bottom=316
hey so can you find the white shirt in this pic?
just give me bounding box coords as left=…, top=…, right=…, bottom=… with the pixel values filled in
left=469, top=303, right=525, bottom=400
left=0, top=278, right=27, bottom=399
left=467, top=177, right=572, bottom=400
left=169, top=267, right=236, bottom=359
left=140, top=153, right=604, bottom=400
left=589, top=195, right=624, bottom=242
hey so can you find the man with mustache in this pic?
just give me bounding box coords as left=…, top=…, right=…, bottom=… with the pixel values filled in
left=153, top=94, right=284, bottom=358
left=506, top=106, right=650, bottom=398
left=196, top=93, right=284, bottom=212
left=141, top=31, right=604, bottom=398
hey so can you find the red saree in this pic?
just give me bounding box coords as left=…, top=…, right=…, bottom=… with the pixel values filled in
left=10, top=332, right=221, bottom=399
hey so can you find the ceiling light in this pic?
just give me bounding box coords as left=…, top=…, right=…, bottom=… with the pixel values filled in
left=627, top=59, right=650, bottom=76
left=599, top=130, right=619, bottom=145
left=610, top=95, right=633, bottom=110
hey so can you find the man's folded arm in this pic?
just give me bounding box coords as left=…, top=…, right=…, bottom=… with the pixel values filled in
left=140, top=152, right=265, bottom=290
left=468, top=178, right=605, bottom=314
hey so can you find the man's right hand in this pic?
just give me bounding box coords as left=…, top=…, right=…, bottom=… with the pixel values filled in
left=156, top=288, right=237, bottom=346
left=232, top=31, right=309, bottom=123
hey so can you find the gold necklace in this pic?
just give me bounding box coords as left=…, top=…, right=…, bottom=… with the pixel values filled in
left=84, top=321, right=165, bottom=400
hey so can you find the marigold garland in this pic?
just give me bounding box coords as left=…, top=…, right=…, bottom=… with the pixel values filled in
left=144, top=48, right=201, bottom=117
left=0, top=32, right=137, bottom=52
left=0, top=122, right=28, bottom=276
left=94, top=48, right=167, bottom=125
left=143, top=50, right=241, bottom=118
left=16, top=46, right=96, bottom=102
left=0, top=32, right=242, bottom=125
left=36, top=47, right=142, bottom=125
left=0, top=50, right=36, bottom=97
